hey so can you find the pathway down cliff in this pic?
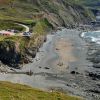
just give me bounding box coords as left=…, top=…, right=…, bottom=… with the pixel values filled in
left=17, top=23, right=29, bottom=32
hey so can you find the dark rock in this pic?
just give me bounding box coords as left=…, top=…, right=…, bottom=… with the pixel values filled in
left=97, top=84, right=100, bottom=88
left=66, top=84, right=71, bottom=87
left=70, top=71, right=79, bottom=74
left=93, top=63, right=100, bottom=68
left=76, top=72, right=80, bottom=74
left=92, top=77, right=97, bottom=80
left=88, top=89, right=100, bottom=94
left=56, top=48, right=59, bottom=50
left=44, top=36, right=47, bottom=42
left=39, top=66, right=42, bottom=68
left=44, top=67, right=50, bottom=69
left=88, top=57, right=100, bottom=63
left=88, top=72, right=100, bottom=79
left=0, top=40, right=21, bottom=68
left=71, top=71, right=76, bottom=74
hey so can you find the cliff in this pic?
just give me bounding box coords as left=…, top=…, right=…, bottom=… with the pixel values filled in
left=21, top=0, right=95, bottom=27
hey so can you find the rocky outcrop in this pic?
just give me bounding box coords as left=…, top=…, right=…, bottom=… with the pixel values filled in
left=0, top=40, right=21, bottom=68
left=0, top=35, right=47, bottom=68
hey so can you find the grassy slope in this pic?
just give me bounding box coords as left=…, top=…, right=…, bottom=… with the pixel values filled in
left=0, top=20, right=24, bottom=31
left=0, top=81, right=81, bottom=100
left=0, top=0, right=95, bottom=25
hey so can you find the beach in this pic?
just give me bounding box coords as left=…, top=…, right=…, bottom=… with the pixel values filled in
left=54, top=37, right=77, bottom=72
left=0, top=28, right=99, bottom=100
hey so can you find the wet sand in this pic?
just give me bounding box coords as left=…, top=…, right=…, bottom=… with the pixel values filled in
left=0, top=29, right=99, bottom=100
left=56, top=39, right=76, bottom=62
left=54, top=36, right=77, bottom=72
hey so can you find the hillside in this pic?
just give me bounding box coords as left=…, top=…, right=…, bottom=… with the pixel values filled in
left=0, top=0, right=95, bottom=26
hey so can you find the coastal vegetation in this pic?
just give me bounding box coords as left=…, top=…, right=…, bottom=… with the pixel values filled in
left=0, top=81, right=81, bottom=100
left=0, top=20, right=24, bottom=31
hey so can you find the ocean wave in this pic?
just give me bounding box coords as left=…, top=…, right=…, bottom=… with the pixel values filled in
left=81, top=31, right=100, bottom=44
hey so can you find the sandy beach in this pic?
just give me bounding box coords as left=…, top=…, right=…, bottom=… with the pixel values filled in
left=54, top=37, right=77, bottom=72
left=0, top=28, right=99, bottom=100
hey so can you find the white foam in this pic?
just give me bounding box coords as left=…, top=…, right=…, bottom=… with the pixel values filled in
left=88, top=37, right=100, bottom=44
left=81, top=30, right=100, bottom=38
left=91, top=37, right=97, bottom=42
left=81, top=30, right=100, bottom=44
left=81, top=32, right=86, bottom=37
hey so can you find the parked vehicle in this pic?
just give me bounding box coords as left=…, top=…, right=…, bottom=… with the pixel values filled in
left=23, top=32, right=31, bottom=36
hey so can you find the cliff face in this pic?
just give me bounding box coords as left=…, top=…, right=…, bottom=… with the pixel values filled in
left=0, top=40, right=21, bottom=67
left=48, top=0, right=94, bottom=25
left=0, top=0, right=95, bottom=26
left=26, top=0, right=95, bottom=27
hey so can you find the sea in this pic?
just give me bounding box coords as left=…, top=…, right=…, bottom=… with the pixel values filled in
left=81, top=30, right=100, bottom=44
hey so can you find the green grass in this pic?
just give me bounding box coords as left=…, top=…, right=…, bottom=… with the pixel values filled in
left=33, top=18, right=53, bottom=35
left=0, top=20, right=25, bottom=31
left=0, top=81, right=81, bottom=100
